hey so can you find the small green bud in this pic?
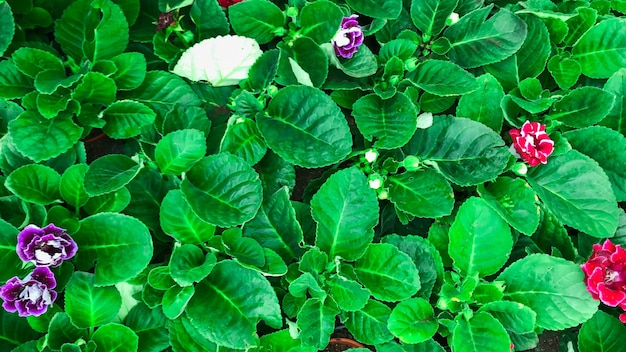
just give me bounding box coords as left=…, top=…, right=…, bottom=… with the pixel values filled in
left=285, top=6, right=298, bottom=18
left=364, top=149, right=378, bottom=163
left=267, top=85, right=279, bottom=97
left=403, top=155, right=421, bottom=171
left=377, top=189, right=389, bottom=200
left=368, top=173, right=384, bottom=190
left=511, top=162, right=528, bottom=176
left=404, top=57, right=419, bottom=72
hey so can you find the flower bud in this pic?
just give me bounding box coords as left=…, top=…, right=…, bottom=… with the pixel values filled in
left=446, top=12, right=460, bottom=26
left=511, top=162, right=528, bottom=176
left=403, top=155, right=421, bottom=171
left=368, top=173, right=384, bottom=190
left=364, top=149, right=378, bottom=163
left=331, top=15, right=364, bottom=59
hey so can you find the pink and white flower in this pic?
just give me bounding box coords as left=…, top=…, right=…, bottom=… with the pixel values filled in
left=509, top=121, right=554, bottom=167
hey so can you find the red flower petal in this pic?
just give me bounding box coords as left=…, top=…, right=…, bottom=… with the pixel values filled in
left=597, top=282, right=626, bottom=306
left=620, top=313, right=626, bottom=323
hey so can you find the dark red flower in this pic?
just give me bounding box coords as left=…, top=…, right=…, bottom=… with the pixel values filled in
left=218, top=0, right=243, bottom=7
left=155, top=12, right=176, bottom=32
left=581, top=239, right=626, bottom=322
left=509, top=121, right=554, bottom=167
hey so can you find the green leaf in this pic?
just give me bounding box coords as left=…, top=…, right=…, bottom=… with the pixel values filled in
left=65, top=272, right=122, bottom=329
left=311, top=167, right=378, bottom=261
left=387, top=169, right=454, bottom=218
left=328, top=277, right=370, bottom=312
left=186, top=260, right=281, bottom=349
left=410, top=0, right=457, bottom=37
left=355, top=243, right=420, bottom=302
left=229, top=0, right=284, bottom=45
left=12, top=47, right=64, bottom=79
left=121, top=71, right=202, bottom=118
left=47, top=312, right=87, bottom=350
left=479, top=301, right=538, bottom=351
left=34, top=69, right=81, bottom=95
left=220, top=117, right=267, bottom=166
left=72, top=72, right=117, bottom=105
left=242, top=187, right=304, bottom=262
left=578, top=310, right=626, bottom=352
left=259, top=329, right=317, bottom=352
left=84, top=154, right=142, bottom=197
left=0, top=60, right=34, bottom=99
left=73, top=213, right=153, bottom=286
left=451, top=312, right=511, bottom=352
left=0, top=310, right=42, bottom=350
left=169, top=244, right=216, bottom=286
left=572, top=18, right=626, bottom=78
left=160, top=189, right=216, bottom=244
left=59, top=164, right=90, bottom=207
left=548, top=86, right=615, bottom=127
left=345, top=300, right=394, bottom=345
left=289, top=272, right=325, bottom=299
left=280, top=37, right=329, bottom=88
left=91, top=323, right=139, bottom=352
left=259, top=85, right=352, bottom=168
left=155, top=129, right=206, bottom=175
left=169, top=316, right=220, bottom=352
left=223, top=228, right=266, bottom=268
left=0, top=2, right=14, bottom=57
left=55, top=0, right=129, bottom=63
left=448, top=197, right=512, bottom=277
left=564, top=126, right=626, bottom=202
left=409, top=60, right=478, bottom=96
left=102, top=100, right=156, bottom=139
left=297, top=298, right=339, bottom=349
left=547, top=54, right=582, bottom=90
left=345, top=0, right=402, bottom=19
left=444, top=6, right=527, bottom=68
left=388, top=298, right=438, bottom=344
left=162, top=104, right=211, bottom=136
left=329, top=45, right=378, bottom=78
left=181, top=153, right=262, bottom=228
left=124, top=303, right=169, bottom=352
left=190, top=0, right=229, bottom=40
left=497, top=254, right=599, bottom=330
left=478, top=177, right=540, bottom=235
left=36, top=89, right=72, bottom=119
left=84, top=187, right=131, bottom=215
left=5, top=164, right=61, bottom=205
left=352, top=92, right=418, bottom=149
left=563, top=8, right=597, bottom=47
left=299, top=1, right=343, bottom=44
left=600, top=68, right=626, bottom=135
left=526, top=150, right=619, bottom=238
left=0, top=219, right=22, bottom=283
left=405, top=115, right=509, bottom=186
left=456, top=73, right=504, bottom=132
left=247, top=49, right=280, bottom=92
left=163, top=286, right=195, bottom=320
left=111, top=52, right=147, bottom=90
left=148, top=267, right=175, bottom=290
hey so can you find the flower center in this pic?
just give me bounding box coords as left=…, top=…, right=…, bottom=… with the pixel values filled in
left=18, top=283, right=51, bottom=305
left=524, top=134, right=536, bottom=146
left=605, top=269, right=622, bottom=285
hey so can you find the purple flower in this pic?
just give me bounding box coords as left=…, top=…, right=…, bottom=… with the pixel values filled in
left=1, top=267, right=57, bottom=317
left=331, top=15, right=364, bottom=59
left=17, top=224, right=77, bottom=267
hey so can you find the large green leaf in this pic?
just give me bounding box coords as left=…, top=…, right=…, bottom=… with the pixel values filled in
left=409, top=60, right=478, bottom=96
left=73, top=213, right=153, bottom=286
left=181, top=153, right=262, bottom=228
left=443, top=6, right=527, bottom=68
left=111, top=52, right=147, bottom=90
left=65, top=272, right=122, bottom=329
left=277, top=36, right=329, bottom=88
left=479, top=301, right=538, bottom=351
left=311, top=167, right=378, bottom=261
left=259, top=329, right=316, bottom=352
left=242, top=187, right=303, bottom=262
left=388, top=298, right=437, bottom=344
left=229, top=0, right=284, bottom=44
left=578, top=310, right=626, bottom=352
left=345, top=0, right=402, bottom=19
left=564, top=126, right=626, bottom=202
left=124, top=303, right=169, bottom=352
left=55, top=0, right=129, bottom=63
left=296, top=298, right=339, bottom=349
left=405, top=115, right=509, bottom=186
left=84, top=154, right=142, bottom=197
left=186, top=260, right=282, bottom=349
left=448, top=197, right=512, bottom=277
left=163, top=286, right=195, bottom=320
left=0, top=60, right=33, bottom=99
left=190, top=0, right=229, bottom=41
left=572, top=18, right=626, bottom=79
left=12, top=47, right=64, bottom=79
left=299, top=1, right=343, bottom=44
left=478, top=177, right=540, bottom=235
left=345, top=300, right=394, bottom=345
left=123, top=168, right=173, bottom=231
left=102, top=100, right=156, bottom=139
left=160, top=189, right=216, bottom=244
left=91, top=323, right=139, bottom=352
left=548, top=86, right=615, bottom=128
left=259, top=83, right=352, bottom=168
left=456, top=73, right=504, bottom=132
left=155, top=129, right=206, bottom=175
left=387, top=168, right=454, bottom=218
left=5, top=164, right=61, bottom=205
left=47, top=312, right=87, bottom=350
left=169, top=316, right=220, bottom=352
left=59, top=164, right=90, bottom=208
left=0, top=219, right=22, bottom=282
left=328, top=276, right=370, bottom=312
left=355, top=243, right=420, bottom=302
left=72, top=72, right=116, bottom=105
left=601, top=68, right=626, bottom=135
left=548, top=54, right=582, bottom=91
left=410, top=0, right=457, bottom=37
left=497, top=254, right=599, bottom=330
left=8, top=111, right=83, bottom=163
left=0, top=2, right=14, bottom=57
left=526, top=150, right=619, bottom=238
left=220, top=117, right=267, bottom=166
left=451, top=312, right=511, bottom=352
left=168, top=244, right=216, bottom=287
left=352, top=92, right=418, bottom=149
left=0, top=310, right=42, bottom=350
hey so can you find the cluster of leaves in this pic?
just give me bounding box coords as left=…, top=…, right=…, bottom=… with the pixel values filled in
left=1, top=0, right=626, bottom=351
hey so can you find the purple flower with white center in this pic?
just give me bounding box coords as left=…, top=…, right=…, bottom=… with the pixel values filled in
left=331, top=15, right=364, bottom=59
left=0, top=267, right=57, bottom=317
left=17, top=224, right=77, bottom=267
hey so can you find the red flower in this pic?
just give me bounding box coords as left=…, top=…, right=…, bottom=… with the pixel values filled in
left=581, top=239, right=626, bottom=323
left=218, top=0, right=243, bottom=7
left=509, top=121, right=554, bottom=167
